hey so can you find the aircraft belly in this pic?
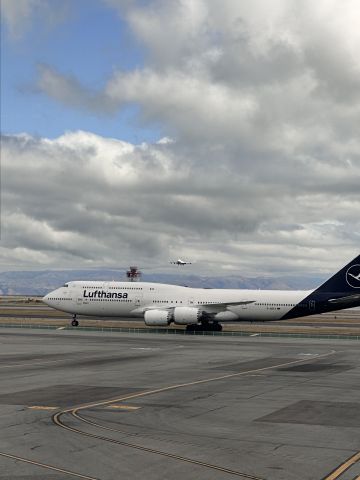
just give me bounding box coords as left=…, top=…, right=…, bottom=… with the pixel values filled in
left=76, top=305, right=103, bottom=316
left=230, top=306, right=286, bottom=321
left=52, top=303, right=76, bottom=315
left=214, top=311, right=239, bottom=321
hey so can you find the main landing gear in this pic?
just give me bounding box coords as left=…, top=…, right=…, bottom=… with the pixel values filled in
left=186, top=321, right=222, bottom=332
left=71, top=314, right=79, bottom=327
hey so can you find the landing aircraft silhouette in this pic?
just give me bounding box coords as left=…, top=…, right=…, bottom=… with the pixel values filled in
left=170, top=259, right=192, bottom=266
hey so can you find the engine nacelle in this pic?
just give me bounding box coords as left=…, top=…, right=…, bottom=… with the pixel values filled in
left=144, top=310, right=171, bottom=326
left=173, top=306, right=201, bottom=325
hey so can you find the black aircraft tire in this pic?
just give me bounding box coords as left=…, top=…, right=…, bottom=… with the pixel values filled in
left=186, top=324, right=197, bottom=332
left=186, top=322, right=222, bottom=332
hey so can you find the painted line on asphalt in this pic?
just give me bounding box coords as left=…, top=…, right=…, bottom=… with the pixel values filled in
left=0, top=452, right=99, bottom=479
left=322, top=451, right=360, bottom=480
left=107, top=405, right=140, bottom=410
left=28, top=406, right=58, bottom=410
left=59, top=350, right=337, bottom=414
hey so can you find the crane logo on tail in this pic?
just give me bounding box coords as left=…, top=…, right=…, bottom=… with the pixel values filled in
left=346, top=264, right=360, bottom=288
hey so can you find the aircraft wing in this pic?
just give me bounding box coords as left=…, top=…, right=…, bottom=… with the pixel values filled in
left=132, top=300, right=256, bottom=315
left=198, top=300, right=257, bottom=314
left=200, top=300, right=256, bottom=307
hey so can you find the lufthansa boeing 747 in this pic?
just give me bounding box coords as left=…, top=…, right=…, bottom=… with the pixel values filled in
left=43, top=255, right=360, bottom=331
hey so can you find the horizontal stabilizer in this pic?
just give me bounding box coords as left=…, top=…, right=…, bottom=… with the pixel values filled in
left=328, top=294, right=360, bottom=304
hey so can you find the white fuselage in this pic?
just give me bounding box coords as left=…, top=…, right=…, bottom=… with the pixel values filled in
left=43, top=281, right=312, bottom=322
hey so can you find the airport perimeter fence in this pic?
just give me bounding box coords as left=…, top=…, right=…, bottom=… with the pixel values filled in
left=0, top=322, right=360, bottom=340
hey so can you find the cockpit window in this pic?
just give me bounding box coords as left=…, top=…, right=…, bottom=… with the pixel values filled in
left=63, top=284, right=68, bottom=287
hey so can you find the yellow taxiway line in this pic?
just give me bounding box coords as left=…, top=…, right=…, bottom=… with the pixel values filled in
left=323, top=451, right=360, bottom=480
left=52, top=350, right=336, bottom=480
left=0, top=452, right=99, bottom=479
left=56, top=350, right=336, bottom=414
left=28, top=405, right=58, bottom=410
left=107, top=404, right=140, bottom=410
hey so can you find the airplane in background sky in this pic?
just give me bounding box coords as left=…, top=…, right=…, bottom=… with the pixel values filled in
left=43, top=255, right=360, bottom=331
left=170, top=259, right=192, bottom=266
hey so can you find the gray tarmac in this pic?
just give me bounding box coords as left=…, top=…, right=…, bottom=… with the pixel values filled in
left=1, top=313, right=360, bottom=328
left=0, top=328, right=359, bottom=480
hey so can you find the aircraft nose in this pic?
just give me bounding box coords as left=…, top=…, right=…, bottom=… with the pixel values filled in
left=42, top=293, right=50, bottom=305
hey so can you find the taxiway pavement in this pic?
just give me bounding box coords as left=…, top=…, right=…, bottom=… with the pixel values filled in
left=0, top=329, right=359, bottom=480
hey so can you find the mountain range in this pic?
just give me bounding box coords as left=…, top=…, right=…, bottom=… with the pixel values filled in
left=0, top=269, right=324, bottom=296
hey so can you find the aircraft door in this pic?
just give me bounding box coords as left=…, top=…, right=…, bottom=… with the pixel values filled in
left=134, top=293, right=143, bottom=307
left=309, top=300, right=316, bottom=311
left=69, top=284, right=76, bottom=302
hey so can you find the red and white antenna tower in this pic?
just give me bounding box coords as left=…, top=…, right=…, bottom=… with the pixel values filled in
left=126, top=266, right=142, bottom=282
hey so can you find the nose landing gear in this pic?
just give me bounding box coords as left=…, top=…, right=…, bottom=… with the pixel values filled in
left=71, top=315, right=79, bottom=327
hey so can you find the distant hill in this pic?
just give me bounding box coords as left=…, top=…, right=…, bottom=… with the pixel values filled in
left=0, top=269, right=324, bottom=296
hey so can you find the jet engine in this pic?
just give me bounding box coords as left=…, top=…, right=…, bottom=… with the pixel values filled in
left=173, top=306, right=201, bottom=325
left=144, top=309, right=171, bottom=326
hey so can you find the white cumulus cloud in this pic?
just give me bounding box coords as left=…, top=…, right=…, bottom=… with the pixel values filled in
left=1, top=130, right=359, bottom=275
left=2, top=0, right=360, bottom=275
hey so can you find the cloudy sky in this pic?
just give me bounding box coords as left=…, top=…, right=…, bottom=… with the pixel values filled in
left=1, top=0, right=359, bottom=277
